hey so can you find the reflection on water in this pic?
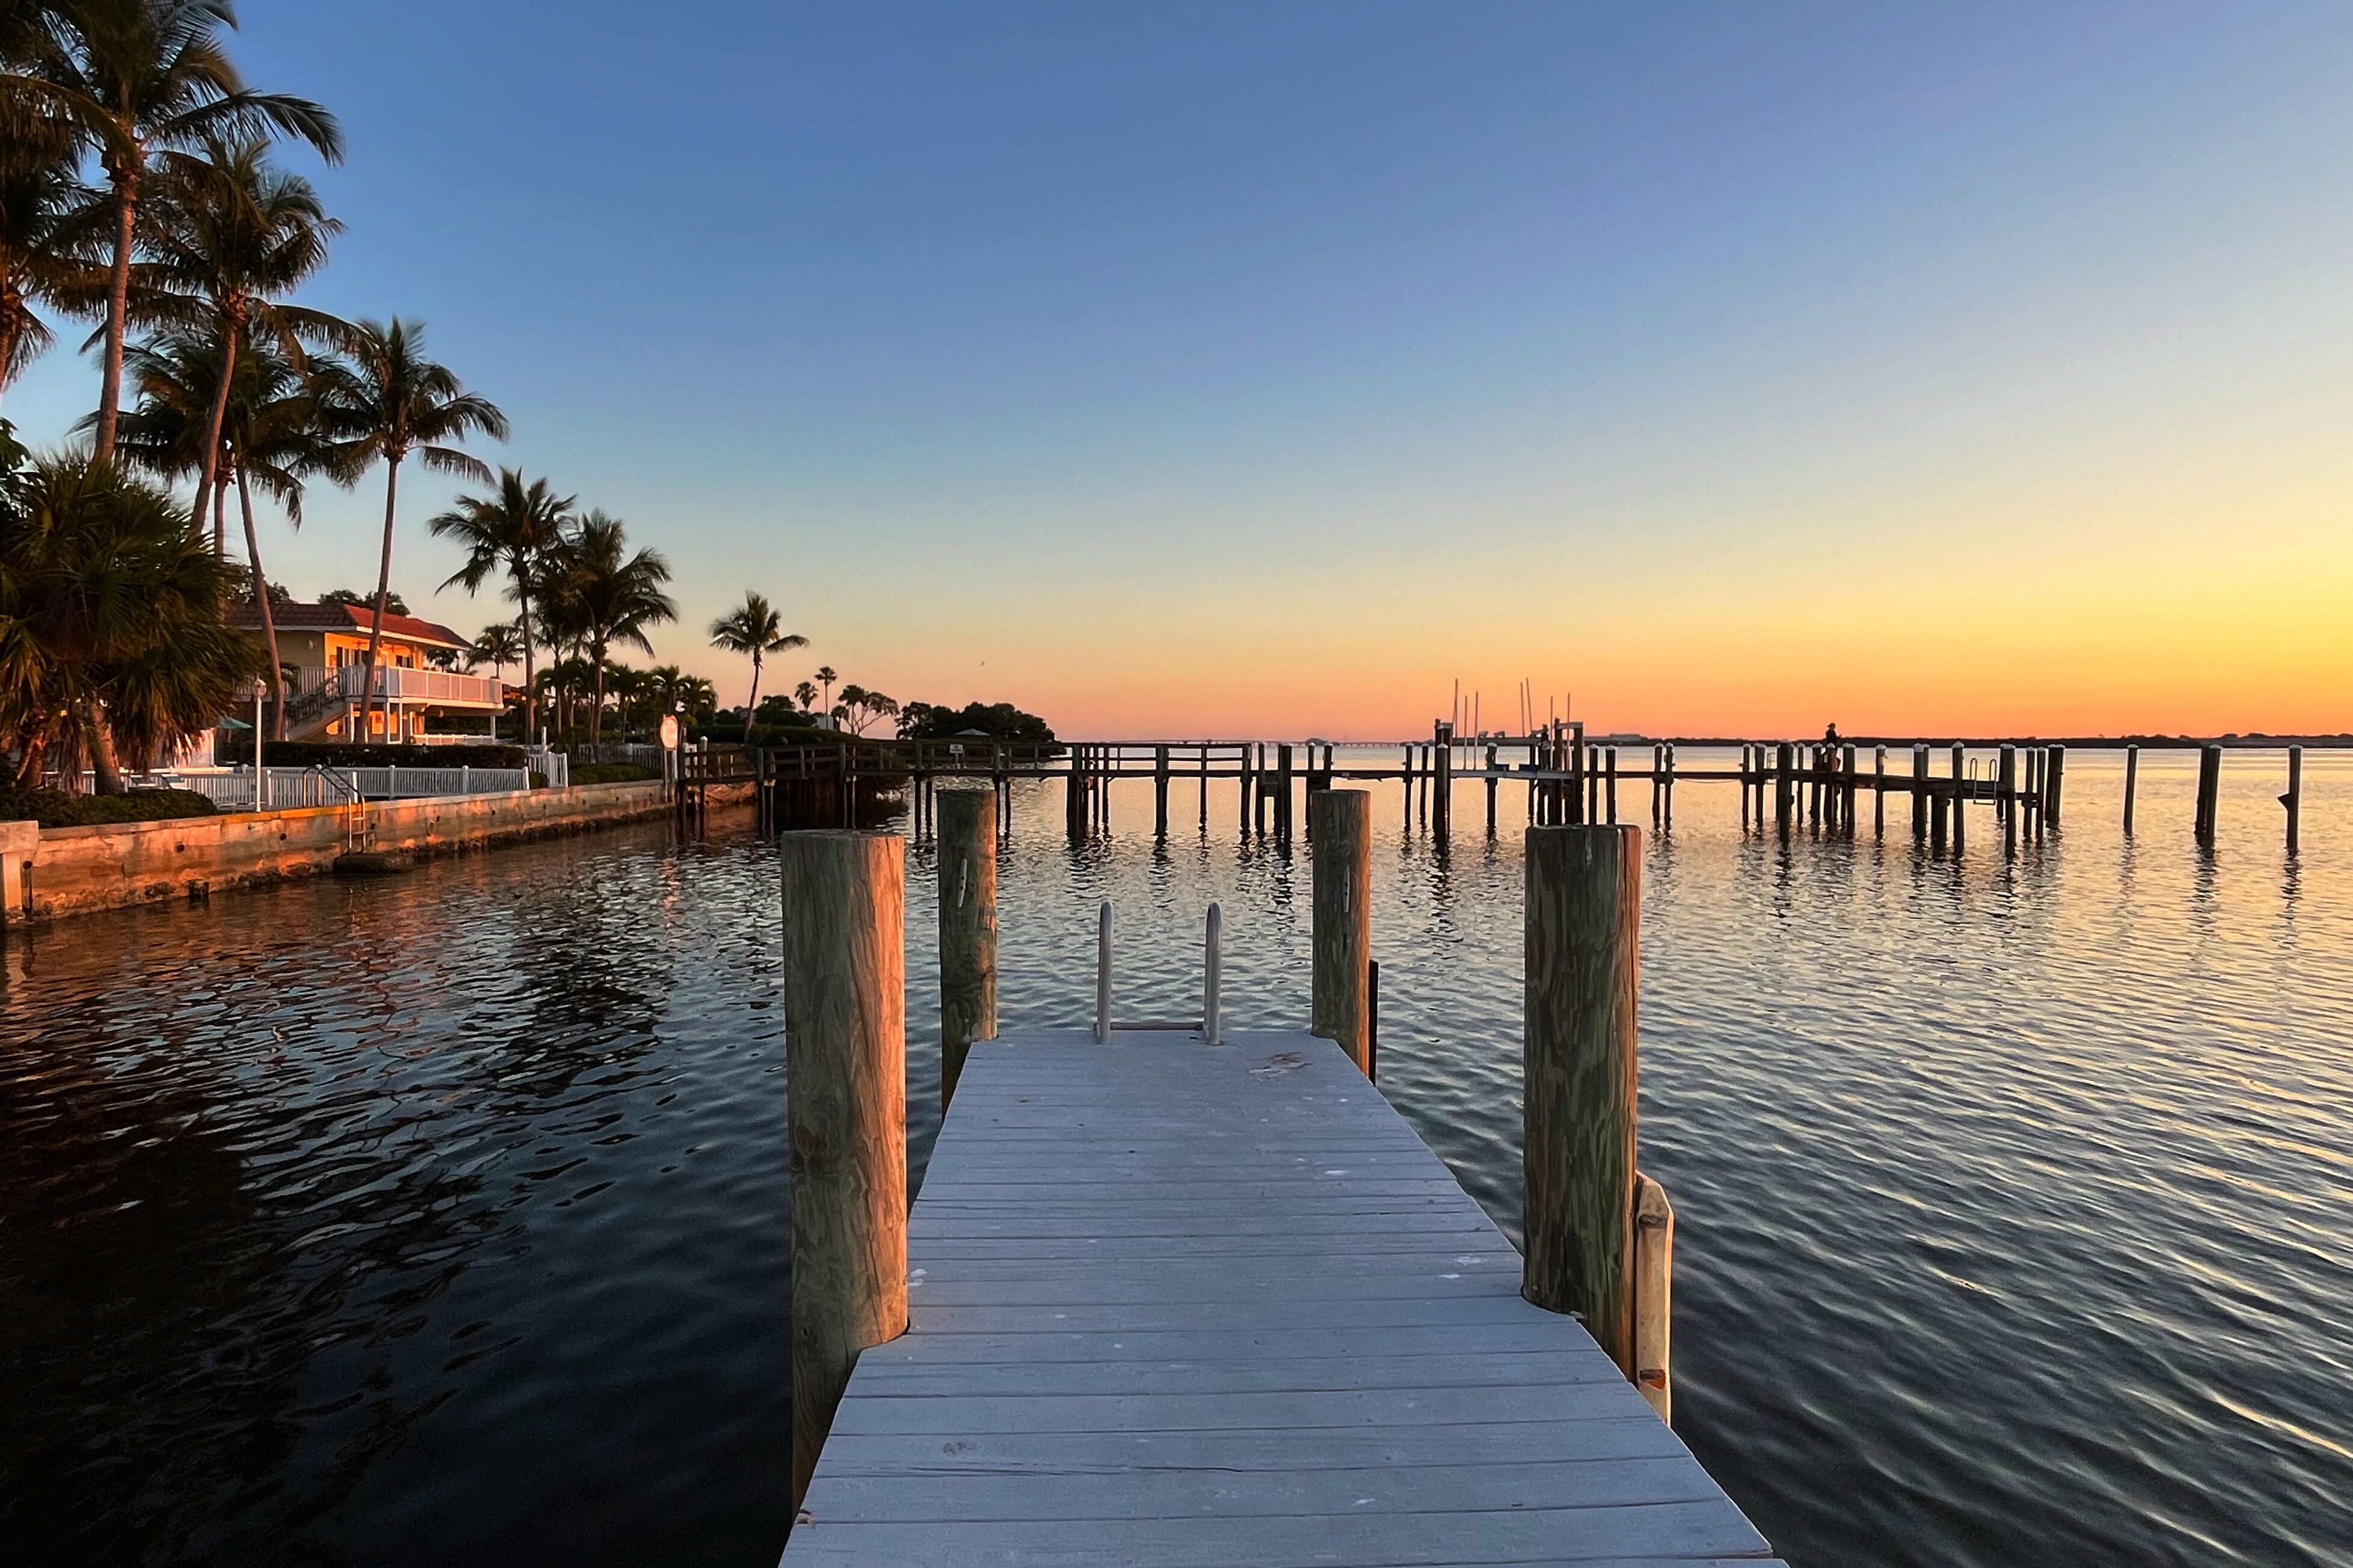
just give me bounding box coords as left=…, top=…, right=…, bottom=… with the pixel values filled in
left=3, top=748, right=2349, bottom=1567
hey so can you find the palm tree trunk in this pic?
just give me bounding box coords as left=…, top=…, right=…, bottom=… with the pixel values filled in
left=13, top=732, right=44, bottom=789
left=211, top=472, right=227, bottom=562
left=86, top=700, right=126, bottom=796
left=517, top=591, right=536, bottom=742
left=744, top=650, right=762, bottom=743
left=358, top=454, right=400, bottom=745
left=590, top=639, right=607, bottom=745
left=236, top=467, right=284, bottom=740
left=194, top=325, right=236, bottom=532
left=94, top=162, right=138, bottom=465
left=0, top=301, right=19, bottom=419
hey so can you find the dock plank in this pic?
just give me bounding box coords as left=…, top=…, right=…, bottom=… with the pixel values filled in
left=781, top=1030, right=1776, bottom=1565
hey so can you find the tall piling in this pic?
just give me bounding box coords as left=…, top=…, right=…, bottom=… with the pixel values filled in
left=2195, top=745, right=2222, bottom=846
left=1522, top=823, right=1641, bottom=1377
left=1309, top=789, right=1374, bottom=1075
left=2284, top=746, right=2303, bottom=853
left=937, top=790, right=998, bottom=1113
left=778, top=831, right=908, bottom=1513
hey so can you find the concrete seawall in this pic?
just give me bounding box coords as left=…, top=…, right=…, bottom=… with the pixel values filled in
left=8, top=781, right=679, bottom=922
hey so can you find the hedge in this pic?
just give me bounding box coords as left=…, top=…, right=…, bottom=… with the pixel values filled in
left=0, top=788, right=219, bottom=828
left=571, top=762, right=658, bottom=784
left=262, top=740, right=527, bottom=769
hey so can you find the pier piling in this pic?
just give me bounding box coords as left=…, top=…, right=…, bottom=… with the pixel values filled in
left=2195, top=745, right=2222, bottom=846
left=937, top=789, right=997, bottom=1112
left=777, top=831, right=908, bottom=1514
left=2284, top=746, right=2303, bottom=853
left=2123, top=745, right=2139, bottom=834
left=1522, top=823, right=1640, bottom=1377
left=1309, top=789, right=1373, bottom=1075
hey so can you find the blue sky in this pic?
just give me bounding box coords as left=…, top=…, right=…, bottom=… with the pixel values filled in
left=10, top=2, right=2353, bottom=733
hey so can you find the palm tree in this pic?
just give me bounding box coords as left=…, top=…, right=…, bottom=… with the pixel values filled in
left=794, top=679, right=816, bottom=712
left=222, top=340, right=336, bottom=736
left=115, top=328, right=326, bottom=733
left=4, top=0, right=343, bottom=462
left=708, top=591, right=806, bottom=743
left=0, top=108, right=100, bottom=415
left=134, top=134, right=338, bottom=532
left=0, top=451, right=261, bottom=792
left=815, top=665, right=836, bottom=716
left=469, top=620, right=521, bottom=680
left=425, top=468, right=567, bottom=738
left=557, top=509, right=675, bottom=744
left=315, top=317, right=504, bottom=742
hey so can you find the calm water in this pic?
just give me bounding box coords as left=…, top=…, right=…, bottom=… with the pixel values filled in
left=4, top=747, right=2349, bottom=1566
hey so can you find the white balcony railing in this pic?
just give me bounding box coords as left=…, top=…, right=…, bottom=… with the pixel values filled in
left=287, top=665, right=505, bottom=708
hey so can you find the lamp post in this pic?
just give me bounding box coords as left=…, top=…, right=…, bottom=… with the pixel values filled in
left=245, top=678, right=268, bottom=810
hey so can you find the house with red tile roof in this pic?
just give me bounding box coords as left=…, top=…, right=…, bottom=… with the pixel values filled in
left=230, top=600, right=509, bottom=742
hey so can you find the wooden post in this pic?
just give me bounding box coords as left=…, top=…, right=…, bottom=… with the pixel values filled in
left=2283, top=745, right=2303, bottom=853
left=1662, top=743, right=1675, bottom=832
left=1486, top=742, right=1500, bottom=834
left=2123, top=745, right=2139, bottom=834
left=1095, top=899, right=1113, bottom=1042
left=1603, top=747, right=1618, bottom=824
left=1433, top=722, right=1453, bottom=840
left=937, top=788, right=997, bottom=1113
left=1839, top=743, right=1856, bottom=835
left=1775, top=742, right=1794, bottom=836
left=1911, top=745, right=1929, bottom=840
left=1633, top=1171, right=1673, bottom=1424
left=1873, top=745, right=1886, bottom=838
left=1204, top=902, right=1223, bottom=1045
left=1366, top=957, right=1380, bottom=1085
left=1522, top=823, right=1640, bottom=1377
left=2044, top=743, right=2066, bottom=826
left=1279, top=742, right=1296, bottom=845
left=1310, top=789, right=1373, bottom=1075
left=777, top=830, right=908, bottom=1513
left=1950, top=743, right=1966, bottom=853
left=1154, top=744, right=1170, bottom=838
left=1740, top=745, right=1751, bottom=830
left=1999, top=745, right=2018, bottom=854
left=2195, top=744, right=2221, bottom=846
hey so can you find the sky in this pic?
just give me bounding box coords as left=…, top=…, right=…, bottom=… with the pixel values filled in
left=9, top=1, right=2353, bottom=738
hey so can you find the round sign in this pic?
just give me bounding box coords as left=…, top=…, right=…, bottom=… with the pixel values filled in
left=659, top=715, right=681, bottom=749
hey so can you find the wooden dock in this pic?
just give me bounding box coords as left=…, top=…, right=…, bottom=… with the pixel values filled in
left=779, top=1026, right=1777, bottom=1566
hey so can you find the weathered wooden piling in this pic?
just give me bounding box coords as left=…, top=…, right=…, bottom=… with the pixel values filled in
left=1950, top=743, right=1966, bottom=853
left=1153, top=745, right=1170, bottom=838
left=1309, top=789, right=1373, bottom=1075
left=937, top=789, right=997, bottom=1112
left=1432, top=722, right=1454, bottom=840
left=1633, top=1171, right=1674, bottom=1425
left=1522, top=823, right=1640, bottom=1377
left=1775, top=742, right=1795, bottom=836
left=1277, top=743, right=1297, bottom=844
left=1911, top=745, right=1929, bottom=840
left=777, top=831, right=908, bottom=1514
left=1486, top=742, right=1501, bottom=834
left=2044, top=743, right=2067, bottom=826
left=2195, top=745, right=2222, bottom=846
left=2284, top=746, right=2303, bottom=853
left=2123, top=745, right=2139, bottom=834
left=1662, top=743, right=1676, bottom=831
left=1605, top=746, right=1618, bottom=824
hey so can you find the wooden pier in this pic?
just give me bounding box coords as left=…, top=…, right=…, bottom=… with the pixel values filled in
left=781, top=1027, right=1777, bottom=1566
left=690, top=728, right=2321, bottom=853
left=774, top=802, right=1780, bottom=1564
